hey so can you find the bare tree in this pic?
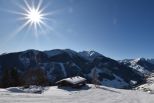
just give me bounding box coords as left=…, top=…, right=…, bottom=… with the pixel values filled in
left=92, top=68, right=99, bottom=88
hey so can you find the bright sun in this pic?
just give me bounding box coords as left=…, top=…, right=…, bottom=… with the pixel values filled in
left=11, top=0, right=54, bottom=37
left=22, top=0, right=46, bottom=31
left=27, top=8, right=43, bottom=24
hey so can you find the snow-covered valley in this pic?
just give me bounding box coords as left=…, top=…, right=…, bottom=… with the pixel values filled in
left=0, top=84, right=154, bottom=103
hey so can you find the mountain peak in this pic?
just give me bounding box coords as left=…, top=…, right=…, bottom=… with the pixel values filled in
left=44, top=49, right=78, bottom=58
left=79, top=50, right=104, bottom=61
left=134, top=58, right=146, bottom=63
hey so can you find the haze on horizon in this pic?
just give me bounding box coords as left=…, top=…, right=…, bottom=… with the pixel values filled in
left=0, top=0, right=154, bottom=60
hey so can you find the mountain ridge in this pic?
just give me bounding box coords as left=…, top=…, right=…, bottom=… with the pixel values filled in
left=0, top=49, right=153, bottom=88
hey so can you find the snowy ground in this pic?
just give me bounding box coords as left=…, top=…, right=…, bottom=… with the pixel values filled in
left=136, top=73, right=154, bottom=93
left=0, top=84, right=154, bottom=103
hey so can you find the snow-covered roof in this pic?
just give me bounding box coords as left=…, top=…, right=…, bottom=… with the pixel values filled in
left=56, top=76, right=86, bottom=85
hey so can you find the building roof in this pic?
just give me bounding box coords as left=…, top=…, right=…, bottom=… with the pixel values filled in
left=56, top=76, right=86, bottom=85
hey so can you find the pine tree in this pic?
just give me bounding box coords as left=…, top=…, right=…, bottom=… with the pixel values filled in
left=10, top=67, right=21, bottom=86
left=1, top=67, right=22, bottom=88
left=24, top=67, right=48, bottom=86
left=1, top=68, right=10, bottom=88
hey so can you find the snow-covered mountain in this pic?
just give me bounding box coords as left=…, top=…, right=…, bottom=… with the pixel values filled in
left=146, top=59, right=154, bottom=65
left=79, top=51, right=104, bottom=61
left=120, top=58, right=154, bottom=76
left=0, top=49, right=146, bottom=88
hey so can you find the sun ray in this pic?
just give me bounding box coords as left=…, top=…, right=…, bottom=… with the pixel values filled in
left=19, top=0, right=46, bottom=36
left=13, top=1, right=29, bottom=13
left=12, top=20, right=31, bottom=37
left=4, top=10, right=26, bottom=16
left=24, top=0, right=32, bottom=12
left=37, top=0, right=43, bottom=11
left=1, top=20, right=30, bottom=47
left=40, top=21, right=53, bottom=30
left=39, top=2, right=51, bottom=13
left=7, top=0, right=59, bottom=38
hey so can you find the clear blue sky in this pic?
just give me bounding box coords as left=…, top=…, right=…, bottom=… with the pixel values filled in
left=0, top=0, right=154, bottom=59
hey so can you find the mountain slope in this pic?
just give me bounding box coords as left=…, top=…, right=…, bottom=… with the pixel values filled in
left=0, top=49, right=144, bottom=88
left=120, top=58, right=154, bottom=76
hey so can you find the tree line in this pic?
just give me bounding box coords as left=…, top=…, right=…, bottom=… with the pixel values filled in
left=0, top=67, right=48, bottom=88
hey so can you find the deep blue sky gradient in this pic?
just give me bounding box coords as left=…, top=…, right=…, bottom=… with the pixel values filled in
left=0, top=0, right=154, bottom=59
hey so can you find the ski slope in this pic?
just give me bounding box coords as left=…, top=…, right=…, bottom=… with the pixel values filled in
left=0, top=84, right=154, bottom=103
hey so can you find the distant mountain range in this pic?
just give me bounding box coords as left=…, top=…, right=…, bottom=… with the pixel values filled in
left=0, top=49, right=153, bottom=88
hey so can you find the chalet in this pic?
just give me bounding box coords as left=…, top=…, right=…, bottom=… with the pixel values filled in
left=56, top=76, right=86, bottom=88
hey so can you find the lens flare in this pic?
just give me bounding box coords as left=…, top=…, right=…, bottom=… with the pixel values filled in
left=10, top=0, right=55, bottom=37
